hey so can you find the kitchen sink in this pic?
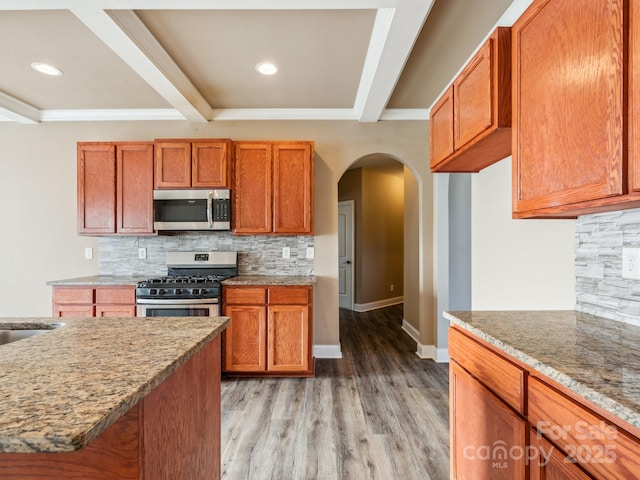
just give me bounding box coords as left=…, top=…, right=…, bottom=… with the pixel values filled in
left=0, top=325, right=60, bottom=346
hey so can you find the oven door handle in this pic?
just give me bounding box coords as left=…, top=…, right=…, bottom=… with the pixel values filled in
left=207, top=190, right=214, bottom=228
left=136, top=298, right=219, bottom=305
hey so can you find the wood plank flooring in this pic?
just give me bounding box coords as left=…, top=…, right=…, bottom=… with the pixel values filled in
left=221, top=304, right=450, bottom=480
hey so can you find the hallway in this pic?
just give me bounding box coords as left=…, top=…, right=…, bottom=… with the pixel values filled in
left=221, top=305, right=450, bottom=480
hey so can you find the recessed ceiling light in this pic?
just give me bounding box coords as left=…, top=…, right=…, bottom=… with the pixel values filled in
left=31, top=62, right=63, bottom=76
left=255, top=62, right=278, bottom=76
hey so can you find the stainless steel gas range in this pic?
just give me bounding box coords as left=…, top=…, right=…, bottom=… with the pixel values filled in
left=136, top=251, right=237, bottom=317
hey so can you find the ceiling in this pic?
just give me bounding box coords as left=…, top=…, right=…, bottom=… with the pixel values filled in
left=0, top=0, right=529, bottom=125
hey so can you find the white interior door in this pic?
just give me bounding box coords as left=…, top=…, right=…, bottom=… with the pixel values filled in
left=338, top=201, right=354, bottom=310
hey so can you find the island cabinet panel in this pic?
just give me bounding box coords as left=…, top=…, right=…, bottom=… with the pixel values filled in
left=528, top=376, right=640, bottom=480
left=450, top=361, right=526, bottom=479
left=78, top=142, right=154, bottom=235
left=233, top=141, right=314, bottom=235
left=154, top=139, right=232, bottom=189
left=223, top=285, right=314, bottom=376
left=232, top=143, right=273, bottom=234
left=53, top=286, right=136, bottom=318
left=512, top=0, right=628, bottom=217
left=0, top=336, right=222, bottom=480
left=430, top=27, right=511, bottom=173
left=529, top=429, right=593, bottom=480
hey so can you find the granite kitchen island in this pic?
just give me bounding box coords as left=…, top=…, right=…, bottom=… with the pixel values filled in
left=0, top=316, right=229, bottom=479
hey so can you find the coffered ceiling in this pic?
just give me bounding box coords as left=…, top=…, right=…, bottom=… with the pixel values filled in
left=0, top=0, right=530, bottom=125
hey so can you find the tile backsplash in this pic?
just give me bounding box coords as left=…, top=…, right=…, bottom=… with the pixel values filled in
left=99, top=232, right=314, bottom=277
left=575, top=208, right=640, bottom=327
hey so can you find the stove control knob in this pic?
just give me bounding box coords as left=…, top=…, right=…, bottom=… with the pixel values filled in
left=192, top=288, right=200, bottom=296
left=175, top=288, right=182, bottom=295
left=158, top=288, right=165, bottom=295
left=149, top=288, right=157, bottom=295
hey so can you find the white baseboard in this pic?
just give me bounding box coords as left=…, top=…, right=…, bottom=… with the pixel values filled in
left=402, top=319, right=450, bottom=363
left=354, top=296, right=404, bottom=312
left=313, top=344, right=343, bottom=359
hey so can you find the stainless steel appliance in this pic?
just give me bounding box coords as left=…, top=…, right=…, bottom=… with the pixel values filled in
left=153, top=189, right=231, bottom=231
left=136, top=251, right=237, bottom=317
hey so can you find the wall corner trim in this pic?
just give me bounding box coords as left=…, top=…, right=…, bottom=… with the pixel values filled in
left=402, top=319, right=450, bottom=363
left=313, top=344, right=343, bottom=359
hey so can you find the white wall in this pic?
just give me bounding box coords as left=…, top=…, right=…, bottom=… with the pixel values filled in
left=471, top=158, right=576, bottom=309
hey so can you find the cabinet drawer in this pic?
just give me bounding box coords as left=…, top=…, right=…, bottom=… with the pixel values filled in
left=268, top=287, right=309, bottom=305
left=448, top=327, right=525, bottom=414
left=529, top=376, right=640, bottom=480
left=53, top=287, right=94, bottom=305
left=224, top=287, right=267, bottom=305
left=95, top=287, right=135, bottom=304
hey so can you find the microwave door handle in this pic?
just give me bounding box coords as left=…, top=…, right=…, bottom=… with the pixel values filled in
left=207, top=190, right=214, bottom=228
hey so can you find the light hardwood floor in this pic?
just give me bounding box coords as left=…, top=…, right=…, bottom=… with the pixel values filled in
left=221, top=304, right=450, bottom=480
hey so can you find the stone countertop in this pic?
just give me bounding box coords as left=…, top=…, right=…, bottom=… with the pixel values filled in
left=46, top=275, right=148, bottom=286
left=445, top=310, right=640, bottom=431
left=0, top=316, right=229, bottom=453
left=222, top=275, right=316, bottom=286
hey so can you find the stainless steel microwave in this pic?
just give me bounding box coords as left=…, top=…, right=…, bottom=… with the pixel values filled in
left=153, top=189, right=231, bottom=231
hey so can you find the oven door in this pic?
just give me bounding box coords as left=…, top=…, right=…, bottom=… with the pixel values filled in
left=136, top=299, right=220, bottom=318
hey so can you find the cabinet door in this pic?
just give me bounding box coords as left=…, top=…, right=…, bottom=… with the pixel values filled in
left=223, top=305, right=267, bottom=372
left=117, top=143, right=154, bottom=234
left=513, top=0, right=625, bottom=215
left=155, top=142, right=191, bottom=188
left=54, top=304, right=95, bottom=317
left=192, top=141, right=230, bottom=188
left=630, top=0, right=640, bottom=194
left=273, top=143, right=314, bottom=234
left=95, top=305, right=136, bottom=317
left=529, top=431, right=593, bottom=480
left=430, top=86, right=455, bottom=169
left=450, top=361, right=526, bottom=479
left=233, top=143, right=272, bottom=234
left=267, top=305, right=310, bottom=372
left=77, top=143, right=116, bottom=234
left=454, top=39, right=492, bottom=149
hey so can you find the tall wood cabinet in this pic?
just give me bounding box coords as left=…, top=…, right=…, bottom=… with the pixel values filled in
left=154, top=139, right=232, bottom=189
left=233, top=141, right=314, bottom=235
left=78, top=142, right=154, bottom=235
left=430, top=27, right=512, bottom=173
left=222, top=285, right=313, bottom=376
left=512, top=0, right=640, bottom=218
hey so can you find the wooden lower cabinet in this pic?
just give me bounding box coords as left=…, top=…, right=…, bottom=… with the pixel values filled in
left=450, top=361, right=526, bottom=479
left=223, top=285, right=313, bottom=376
left=0, top=336, right=221, bottom=480
left=53, top=286, right=136, bottom=318
left=450, top=326, right=640, bottom=480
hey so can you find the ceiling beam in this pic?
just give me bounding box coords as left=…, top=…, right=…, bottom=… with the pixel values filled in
left=69, top=7, right=211, bottom=123
left=354, top=0, right=435, bottom=122
left=0, top=91, right=40, bottom=124
left=0, top=0, right=399, bottom=10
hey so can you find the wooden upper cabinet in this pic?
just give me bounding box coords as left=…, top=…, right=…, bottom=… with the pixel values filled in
left=78, top=142, right=153, bottom=235
left=117, top=143, right=154, bottom=234
left=273, top=143, right=314, bottom=234
left=78, top=144, right=116, bottom=234
left=630, top=0, right=640, bottom=195
left=430, top=27, right=511, bottom=173
left=155, top=139, right=231, bottom=189
left=233, top=143, right=273, bottom=234
left=233, top=141, right=314, bottom=235
left=430, top=86, right=455, bottom=168
left=513, top=0, right=626, bottom=217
